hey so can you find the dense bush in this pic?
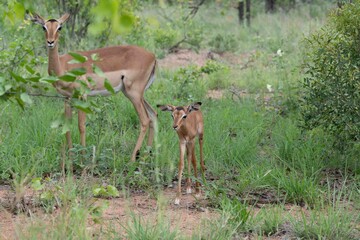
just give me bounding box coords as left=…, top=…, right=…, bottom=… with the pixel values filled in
left=301, top=1, right=360, bottom=149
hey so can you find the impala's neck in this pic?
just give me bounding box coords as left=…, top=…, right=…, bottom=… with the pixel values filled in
left=48, top=45, right=74, bottom=97
left=48, top=45, right=63, bottom=76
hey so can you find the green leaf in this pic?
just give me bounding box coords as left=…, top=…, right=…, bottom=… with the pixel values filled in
left=40, top=76, right=58, bottom=83
left=51, top=119, right=62, bottom=129
left=15, top=96, right=25, bottom=109
left=61, top=121, right=71, bottom=135
left=31, top=178, right=44, bottom=191
left=92, top=64, right=106, bottom=78
left=13, top=3, right=26, bottom=21
left=104, top=79, right=115, bottom=94
left=72, top=99, right=93, bottom=114
left=91, top=53, right=100, bottom=61
left=106, top=185, right=119, bottom=197
left=25, top=65, right=36, bottom=74
left=27, top=76, right=41, bottom=82
left=10, top=72, right=26, bottom=83
left=119, top=13, right=134, bottom=30
left=69, top=67, right=87, bottom=76
left=20, top=93, right=33, bottom=105
left=4, top=85, right=11, bottom=91
left=40, top=191, right=53, bottom=200
left=93, top=187, right=103, bottom=196
left=59, top=73, right=77, bottom=82
left=68, top=52, right=88, bottom=64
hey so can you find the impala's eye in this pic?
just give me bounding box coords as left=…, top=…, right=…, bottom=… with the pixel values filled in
left=182, top=115, right=187, bottom=119
left=58, top=26, right=62, bottom=31
left=42, top=26, right=46, bottom=31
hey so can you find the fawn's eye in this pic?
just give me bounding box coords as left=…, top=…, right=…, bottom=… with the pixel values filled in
left=42, top=26, right=46, bottom=31
left=58, top=26, right=62, bottom=31
left=182, top=115, right=187, bottom=119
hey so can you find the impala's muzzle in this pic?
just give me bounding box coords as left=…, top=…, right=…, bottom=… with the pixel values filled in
left=47, top=41, right=55, bottom=48
left=173, top=125, right=179, bottom=131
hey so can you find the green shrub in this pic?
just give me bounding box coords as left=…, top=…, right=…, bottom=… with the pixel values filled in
left=209, top=33, right=238, bottom=53
left=302, top=2, right=360, bottom=149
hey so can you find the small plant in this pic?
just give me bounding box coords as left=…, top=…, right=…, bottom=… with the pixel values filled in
left=195, top=197, right=249, bottom=239
left=220, top=197, right=250, bottom=232
left=93, top=184, right=120, bottom=198
left=274, top=170, right=320, bottom=207
left=200, top=60, right=229, bottom=75
left=251, top=206, right=285, bottom=237
left=120, top=212, right=179, bottom=240
left=290, top=206, right=358, bottom=239
left=209, top=33, right=238, bottom=53
left=153, top=26, right=178, bottom=51
left=171, top=65, right=205, bottom=101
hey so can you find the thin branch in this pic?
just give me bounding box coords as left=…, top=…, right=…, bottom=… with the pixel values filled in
left=6, top=92, right=67, bottom=99
left=184, top=0, right=206, bottom=21
left=168, top=37, right=189, bottom=53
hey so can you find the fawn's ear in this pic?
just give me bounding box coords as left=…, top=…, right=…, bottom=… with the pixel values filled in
left=157, top=104, right=175, bottom=112
left=31, top=13, right=46, bottom=25
left=58, top=13, right=70, bottom=24
left=188, top=102, right=202, bottom=113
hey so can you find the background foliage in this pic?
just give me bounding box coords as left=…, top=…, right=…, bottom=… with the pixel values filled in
left=302, top=0, right=360, bottom=149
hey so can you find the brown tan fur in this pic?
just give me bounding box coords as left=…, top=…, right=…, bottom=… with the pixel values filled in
left=157, top=102, right=205, bottom=204
left=31, top=13, right=157, bottom=162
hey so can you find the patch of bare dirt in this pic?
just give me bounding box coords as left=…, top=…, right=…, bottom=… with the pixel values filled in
left=157, top=49, right=249, bottom=70
left=0, top=186, right=215, bottom=239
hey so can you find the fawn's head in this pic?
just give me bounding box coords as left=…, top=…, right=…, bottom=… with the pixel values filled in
left=157, top=102, right=202, bottom=131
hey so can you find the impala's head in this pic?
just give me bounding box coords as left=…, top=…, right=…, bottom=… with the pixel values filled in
left=31, top=13, right=70, bottom=49
left=157, top=102, right=202, bottom=131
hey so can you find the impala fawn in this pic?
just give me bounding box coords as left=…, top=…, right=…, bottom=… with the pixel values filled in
left=157, top=102, right=206, bottom=205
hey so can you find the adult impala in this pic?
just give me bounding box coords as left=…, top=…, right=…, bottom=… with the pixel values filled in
left=32, top=13, right=157, bottom=162
left=157, top=102, right=206, bottom=205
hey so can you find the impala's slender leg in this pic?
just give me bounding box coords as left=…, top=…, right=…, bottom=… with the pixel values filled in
left=144, top=100, right=157, bottom=148
left=190, top=141, right=200, bottom=196
left=78, top=110, right=86, bottom=147
left=128, top=97, right=151, bottom=161
left=78, top=110, right=86, bottom=164
left=186, top=142, right=192, bottom=194
left=175, top=141, right=186, bottom=205
left=199, top=133, right=206, bottom=173
left=64, top=100, right=73, bottom=150
left=64, top=99, right=73, bottom=173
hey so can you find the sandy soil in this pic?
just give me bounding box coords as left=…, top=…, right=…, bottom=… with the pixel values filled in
left=0, top=185, right=217, bottom=239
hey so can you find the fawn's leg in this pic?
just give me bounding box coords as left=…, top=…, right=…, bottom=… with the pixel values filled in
left=175, top=141, right=186, bottom=205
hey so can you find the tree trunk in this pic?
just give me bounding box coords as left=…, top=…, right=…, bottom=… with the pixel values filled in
left=338, top=0, right=353, bottom=8
left=246, top=0, right=251, bottom=26
left=265, top=0, right=276, bottom=13
left=238, top=1, right=244, bottom=24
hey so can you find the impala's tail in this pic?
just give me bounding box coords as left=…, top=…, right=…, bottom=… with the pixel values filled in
left=145, top=60, right=156, bottom=91
left=144, top=60, right=157, bottom=121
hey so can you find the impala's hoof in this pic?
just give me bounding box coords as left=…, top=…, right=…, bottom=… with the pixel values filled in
left=174, top=198, right=180, bottom=205
left=195, top=193, right=201, bottom=198
left=186, top=187, right=192, bottom=194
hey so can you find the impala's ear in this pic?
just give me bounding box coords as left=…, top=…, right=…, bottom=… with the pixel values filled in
left=31, top=13, right=45, bottom=25
left=188, top=102, right=202, bottom=112
left=157, top=104, right=174, bottom=112
left=58, top=13, right=70, bottom=24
